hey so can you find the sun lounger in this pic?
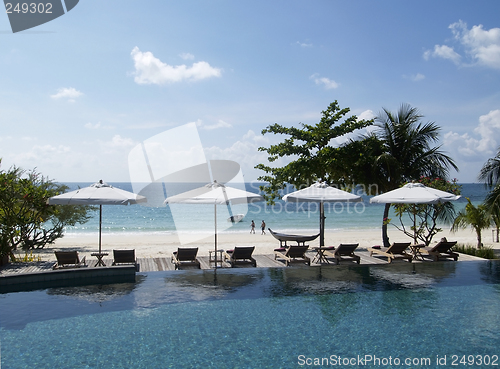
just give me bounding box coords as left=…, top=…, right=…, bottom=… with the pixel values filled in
left=269, top=228, right=319, bottom=247
left=420, top=241, right=458, bottom=261
left=171, top=247, right=201, bottom=270
left=324, top=243, right=360, bottom=265
left=368, top=242, right=412, bottom=263
left=224, top=246, right=257, bottom=267
left=53, top=251, right=86, bottom=269
left=112, top=249, right=137, bottom=267
left=274, top=245, right=311, bottom=266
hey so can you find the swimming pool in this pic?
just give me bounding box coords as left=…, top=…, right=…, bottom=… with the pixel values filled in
left=1, top=261, right=499, bottom=368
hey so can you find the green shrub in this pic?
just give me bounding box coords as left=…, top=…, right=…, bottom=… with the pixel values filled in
left=453, top=244, right=497, bottom=259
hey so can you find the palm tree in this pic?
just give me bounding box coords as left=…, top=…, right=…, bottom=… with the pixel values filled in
left=452, top=198, right=491, bottom=248
left=371, top=104, right=458, bottom=246
left=478, top=146, right=500, bottom=242
left=478, top=146, right=500, bottom=187
left=491, top=208, right=500, bottom=243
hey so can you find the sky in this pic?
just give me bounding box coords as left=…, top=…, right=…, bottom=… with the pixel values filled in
left=1, top=0, right=500, bottom=184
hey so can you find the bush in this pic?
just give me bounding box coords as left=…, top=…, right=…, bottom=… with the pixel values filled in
left=0, top=161, right=93, bottom=261
left=453, top=244, right=497, bottom=259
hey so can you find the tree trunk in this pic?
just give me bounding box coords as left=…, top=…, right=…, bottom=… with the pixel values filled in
left=382, top=203, right=391, bottom=247
left=496, top=227, right=499, bottom=243
left=0, top=253, right=9, bottom=266
left=477, top=229, right=482, bottom=249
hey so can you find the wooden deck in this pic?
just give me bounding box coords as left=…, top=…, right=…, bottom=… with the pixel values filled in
left=0, top=249, right=485, bottom=277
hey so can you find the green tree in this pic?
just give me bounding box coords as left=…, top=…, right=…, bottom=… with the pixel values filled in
left=255, top=101, right=374, bottom=202
left=0, top=162, right=93, bottom=261
left=391, top=177, right=461, bottom=245
left=478, top=146, right=500, bottom=242
left=370, top=104, right=458, bottom=246
left=491, top=209, right=500, bottom=243
left=452, top=198, right=490, bottom=248
left=478, top=146, right=500, bottom=186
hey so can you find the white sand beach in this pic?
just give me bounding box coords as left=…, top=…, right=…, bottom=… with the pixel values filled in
left=31, top=227, right=500, bottom=261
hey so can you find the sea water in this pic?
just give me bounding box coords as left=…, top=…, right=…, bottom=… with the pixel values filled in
left=56, top=182, right=489, bottom=237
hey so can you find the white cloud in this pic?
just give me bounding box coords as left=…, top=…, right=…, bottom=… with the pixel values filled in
left=190, top=119, right=203, bottom=127
left=127, top=121, right=170, bottom=130
left=107, top=135, right=135, bottom=148
left=403, top=73, right=425, bottom=81
left=16, top=144, right=71, bottom=162
left=96, top=135, right=136, bottom=157
left=50, top=87, right=83, bottom=102
left=357, top=110, right=376, bottom=121
left=179, top=52, right=195, bottom=60
left=204, top=130, right=272, bottom=181
left=424, top=20, right=500, bottom=69
left=410, top=73, right=425, bottom=81
left=444, top=110, right=500, bottom=159
left=85, top=122, right=101, bottom=129
left=450, top=20, right=500, bottom=69
left=310, top=74, right=339, bottom=89
left=423, top=45, right=461, bottom=64
left=296, top=41, right=313, bottom=47
left=131, top=47, right=222, bottom=85
left=197, top=119, right=232, bottom=130
left=85, top=122, right=114, bottom=130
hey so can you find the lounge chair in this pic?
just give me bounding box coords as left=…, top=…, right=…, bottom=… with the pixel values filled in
left=324, top=243, right=360, bottom=265
left=274, top=245, right=311, bottom=266
left=53, top=251, right=86, bottom=269
left=171, top=247, right=201, bottom=270
left=368, top=242, right=412, bottom=263
left=420, top=241, right=458, bottom=261
left=224, top=246, right=257, bottom=267
left=112, top=249, right=137, bottom=267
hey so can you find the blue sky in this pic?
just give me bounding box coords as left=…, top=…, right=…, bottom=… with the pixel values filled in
left=1, top=0, right=499, bottom=184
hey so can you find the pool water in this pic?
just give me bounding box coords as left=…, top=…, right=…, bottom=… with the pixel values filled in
left=1, top=261, right=499, bottom=368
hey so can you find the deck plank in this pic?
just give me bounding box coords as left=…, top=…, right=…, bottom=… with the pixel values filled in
left=0, top=250, right=491, bottom=281
left=253, top=254, right=285, bottom=268
left=152, top=257, right=165, bottom=271
left=197, top=256, right=215, bottom=270
left=153, top=257, right=165, bottom=271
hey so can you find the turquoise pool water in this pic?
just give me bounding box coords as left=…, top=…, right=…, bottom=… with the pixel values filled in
left=1, top=261, right=499, bottom=368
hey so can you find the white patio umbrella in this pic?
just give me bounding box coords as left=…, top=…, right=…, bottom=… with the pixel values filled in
left=48, top=180, right=147, bottom=254
left=282, top=182, right=362, bottom=246
left=164, top=180, right=264, bottom=268
left=370, top=182, right=461, bottom=244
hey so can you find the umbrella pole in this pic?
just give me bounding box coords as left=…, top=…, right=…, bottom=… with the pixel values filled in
left=319, top=201, right=325, bottom=247
left=99, top=204, right=102, bottom=254
left=413, top=204, right=417, bottom=245
left=214, top=202, right=217, bottom=269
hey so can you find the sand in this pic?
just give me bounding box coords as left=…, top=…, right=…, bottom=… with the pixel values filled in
left=29, top=227, right=500, bottom=261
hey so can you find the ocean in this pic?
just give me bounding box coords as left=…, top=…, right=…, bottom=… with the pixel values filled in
left=55, top=182, right=490, bottom=237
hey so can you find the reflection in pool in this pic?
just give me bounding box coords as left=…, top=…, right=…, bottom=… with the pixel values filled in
left=1, top=261, right=499, bottom=368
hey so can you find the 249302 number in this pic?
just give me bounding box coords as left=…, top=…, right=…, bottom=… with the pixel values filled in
left=451, top=355, right=498, bottom=366
left=5, top=2, right=53, bottom=14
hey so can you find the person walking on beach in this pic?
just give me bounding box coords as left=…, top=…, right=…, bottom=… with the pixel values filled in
left=250, top=220, right=255, bottom=234
left=261, top=220, right=266, bottom=235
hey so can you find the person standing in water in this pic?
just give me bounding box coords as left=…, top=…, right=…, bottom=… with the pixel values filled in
left=250, top=220, right=255, bottom=234
left=261, top=220, right=266, bottom=235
